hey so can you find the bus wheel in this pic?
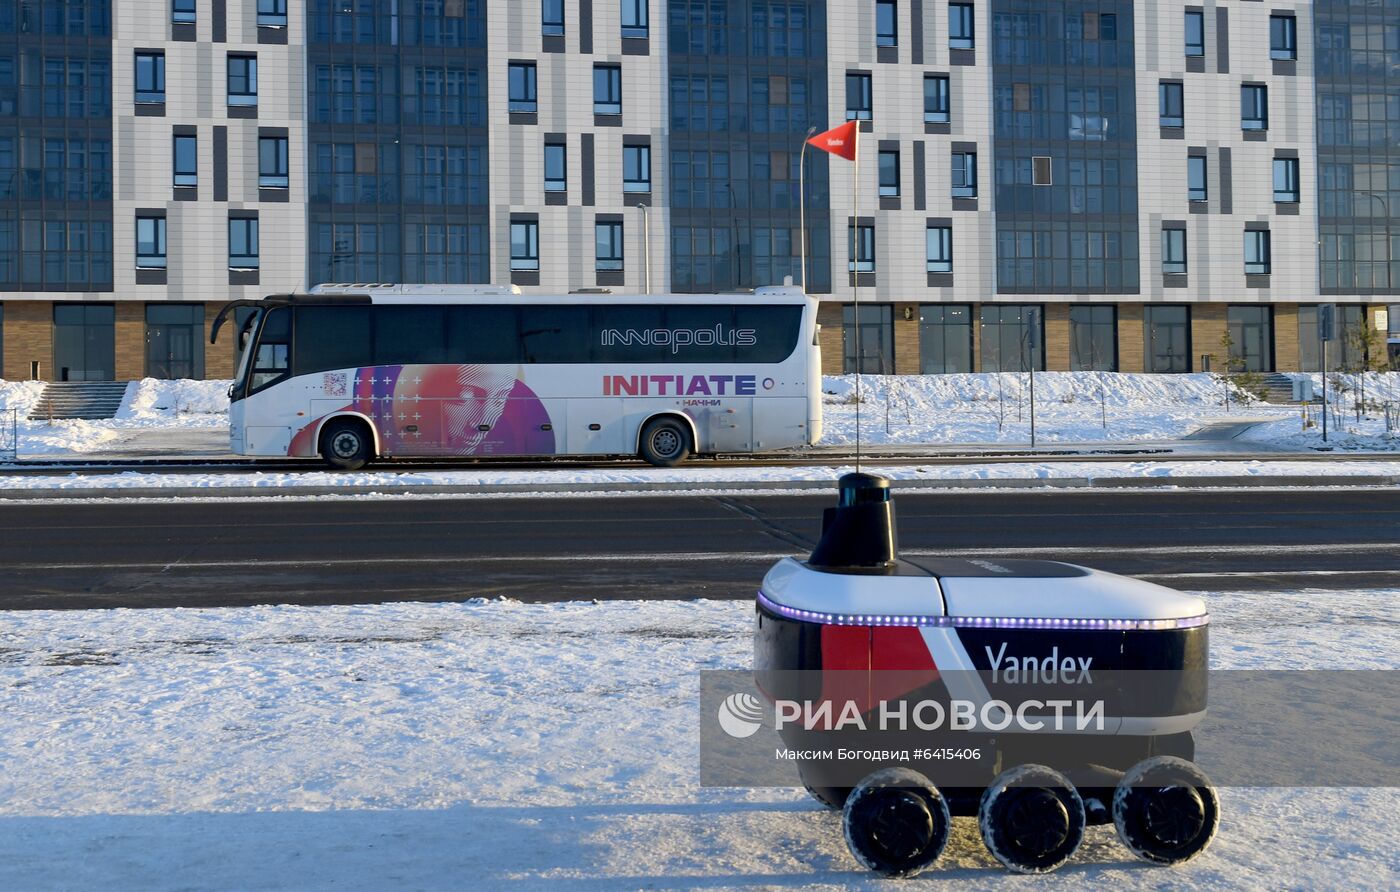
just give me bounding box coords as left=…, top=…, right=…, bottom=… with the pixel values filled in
left=639, top=417, right=692, bottom=467
left=320, top=419, right=373, bottom=471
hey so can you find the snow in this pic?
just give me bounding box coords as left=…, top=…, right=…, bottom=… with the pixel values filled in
left=0, top=592, right=1396, bottom=890
left=2, top=378, right=228, bottom=456
left=1237, top=372, right=1400, bottom=452
left=4, top=458, right=1400, bottom=496
left=819, top=372, right=1299, bottom=446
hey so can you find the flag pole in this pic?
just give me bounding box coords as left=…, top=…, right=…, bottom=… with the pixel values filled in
left=852, top=124, right=861, bottom=474
left=799, top=128, right=814, bottom=290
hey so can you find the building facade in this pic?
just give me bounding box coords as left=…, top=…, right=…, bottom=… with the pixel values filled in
left=0, top=0, right=1397, bottom=381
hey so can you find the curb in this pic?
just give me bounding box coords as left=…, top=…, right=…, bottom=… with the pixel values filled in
left=0, top=474, right=1396, bottom=499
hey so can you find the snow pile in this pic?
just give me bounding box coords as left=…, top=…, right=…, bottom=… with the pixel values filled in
left=820, top=373, right=1291, bottom=446
left=0, top=380, right=45, bottom=419
left=0, top=594, right=1395, bottom=889
left=1239, top=372, right=1400, bottom=452
left=117, top=378, right=231, bottom=421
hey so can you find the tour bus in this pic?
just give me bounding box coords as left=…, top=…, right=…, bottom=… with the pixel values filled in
left=211, top=283, right=822, bottom=469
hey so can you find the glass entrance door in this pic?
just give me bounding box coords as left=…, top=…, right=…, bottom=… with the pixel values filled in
left=146, top=304, right=206, bottom=379
left=53, top=304, right=116, bottom=381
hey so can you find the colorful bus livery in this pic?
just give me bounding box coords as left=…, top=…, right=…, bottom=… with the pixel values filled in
left=212, top=285, right=821, bottom=469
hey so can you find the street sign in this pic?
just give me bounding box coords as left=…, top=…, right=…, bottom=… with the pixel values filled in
left=1319, top=304, right=1335, bottom=342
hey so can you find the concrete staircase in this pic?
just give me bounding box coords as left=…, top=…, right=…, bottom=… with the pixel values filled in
left=28, top=382, right=131, bottom=420
left=1262, top=373, right=1297, bottom=404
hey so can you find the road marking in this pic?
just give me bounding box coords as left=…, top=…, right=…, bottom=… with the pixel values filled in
left=1138, top=569, right=1400, bottom=580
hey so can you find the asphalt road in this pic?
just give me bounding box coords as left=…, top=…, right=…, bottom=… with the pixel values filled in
left=1, top=489, right=1398, bottom=610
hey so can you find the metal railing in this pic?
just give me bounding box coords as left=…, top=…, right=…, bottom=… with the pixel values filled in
left=0, top=408, right=17, bottom=461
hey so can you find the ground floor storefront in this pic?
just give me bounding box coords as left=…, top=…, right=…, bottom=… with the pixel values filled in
left=0, top=298, right=1396, bottom=382
left=819, top=301, right=1400, bottom=376
left=0, top=301, right=235, bottom=382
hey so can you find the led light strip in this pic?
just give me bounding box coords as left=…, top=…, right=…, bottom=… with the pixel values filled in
left=757, top=591, right=1209, bottom=632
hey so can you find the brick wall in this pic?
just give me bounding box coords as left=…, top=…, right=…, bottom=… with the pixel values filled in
left=114, top=303, right=145, bottom=380
left=205, top=302, right=236, bottom=379
left=1117, top=303, right=1144, bottom=372
left=1, top=301, right=54, bottom=381
left=1274, top=304, right=1300, bottom=372
left=1191, top=304, right=1227, bottom=371
left=894, top=303, right=920, bottom=374
left=817, top=303, right=843, bottom=376
left=1044, top=304, right=1070, bottom=371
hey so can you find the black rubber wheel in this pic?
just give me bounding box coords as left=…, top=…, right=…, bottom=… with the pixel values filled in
left=320, top=418, right=373, bottom=471
left=1113, top=756, right=1219, bottom=865
left=803, top=782, right=850, bottom=811
left=842, top=768, right=950, bottom=878
left=979, top=764, right=1086, bottom=874
left=638, top=417, right=692, bottom=467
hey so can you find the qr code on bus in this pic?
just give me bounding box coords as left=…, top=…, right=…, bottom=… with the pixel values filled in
left=323, top=373, right=348, bottom=397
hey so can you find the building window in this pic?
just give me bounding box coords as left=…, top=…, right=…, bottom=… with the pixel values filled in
left=952, top=150, right=977, bottom=198
left=1032, top=156, right=1052, bottom=186
left=1187, top=154, right=1207, bottom=202
left=145, top=304, right=206, bottom=380
left=1228, top=306, right=1274, bottom=372
left=1273, top=157, right=1300, bottom=203
left=1162, top=227, right=1187, bottom=275
left=1269, top=15, right=1296, bottom=61
left=510, top=220, right=539, bottom=270
left=1241, top=84, right=1268, bottom=131
left=508, top=63, right=537, bottom=112
left=172, top=134, right=197, bottom=187
left=924, top=74, right=950, bottom=123
left=172, top=0, right=195, bottom=24
left=1070, top=306, right=1117, bottom=372
left=843, top=304, right=894, bottom=374
left=846, top=72, right=872, bottom=121
left=257, top=0, right=287, bottom=27
left=949, top=3, right=974, bottom=50
left=919, top=305, right=972, bottom=373
left=542, top=0, right=564, bottom=36
left=136, top=215, right=167, bottom=269
left=1159, top=81, right=1183, bottom=128
left=259, top=136, right=289, bottom=188
left=544, top=142, right=566, bottom=192
left=593, top=65, right=621, bottom=116
left=596, top=221, right=623, bottom=271
left=926, top=225, right=952, bottom=272
left=1145, top=306, right=1191, bottom=373
left=623, top=144, right=651, bottom=192
left=1299, top=305, right=1368, bottom=371
left=878, top=149, right=900, bottom=197
left=1244, top=229, right=1271, bottom=274
left=622, top=0, right=648, bottom=38
left=229, top=217, right=259, bottom=269
left=848, top=223, right=875, bottom=272
left=876, top=0, right=897, bottom=47
left=1185, top=10, right=1204, bottom=57
left=135, top=52, right=165, bottom=104
left=980, top=305, right=1043, bottom=372
left=227, top=55, right=258, bottom=107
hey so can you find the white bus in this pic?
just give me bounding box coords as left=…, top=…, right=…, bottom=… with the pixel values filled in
left=212, top=284, right=822, bottom=469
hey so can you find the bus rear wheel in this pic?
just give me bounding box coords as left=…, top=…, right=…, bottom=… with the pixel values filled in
left=320, top=418, right=373, bottom=471
left=639, top=417, right=692, bottom=467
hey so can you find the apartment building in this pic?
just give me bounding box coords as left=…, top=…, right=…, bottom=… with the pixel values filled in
left=0, top=0, right=1396, bottom=381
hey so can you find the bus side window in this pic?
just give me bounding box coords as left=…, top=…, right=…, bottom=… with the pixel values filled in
left=295, top=306, right=372, bottom=375
left=446, top=305, right=522, bottom=364
left=665, top=305, right=738, bottom=362
left=734, top=305, right=803, bottom=363
left=375, top=306, right=447, bottom=365
left=521, top=306, right=589, bottom=364
left=249, top=306, right=291, bottom=393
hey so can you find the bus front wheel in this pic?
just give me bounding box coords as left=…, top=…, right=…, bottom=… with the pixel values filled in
left=320, top=419, right=373, bottom=471
left=639, top=417, right=692, bottom=467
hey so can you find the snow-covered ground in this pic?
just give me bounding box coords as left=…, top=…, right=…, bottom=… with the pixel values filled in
left=7, top=373, right=1400, bottom=460
left=1, top=593, right=1396, bottom=890
left=0, top=379, right=228, bottom=456
left=4, top=458, right=1400, bottom=496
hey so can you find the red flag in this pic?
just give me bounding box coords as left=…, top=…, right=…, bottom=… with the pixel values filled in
left=807, top=121, right=858, bottom=161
